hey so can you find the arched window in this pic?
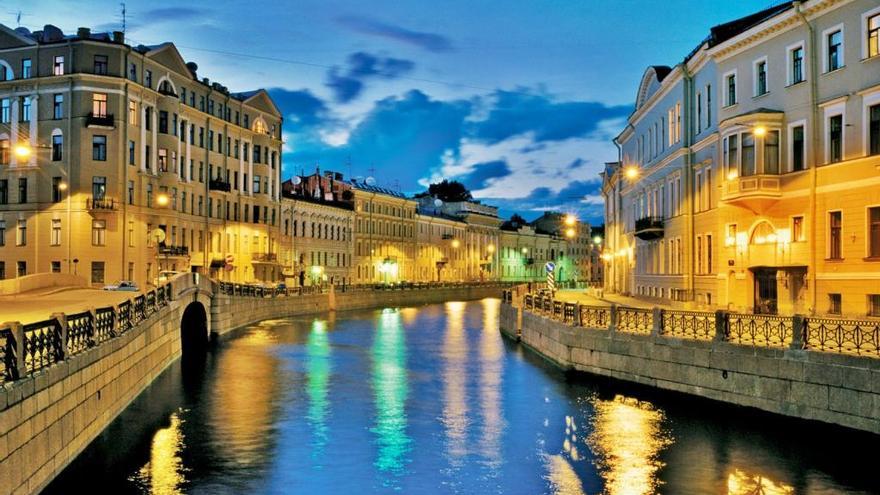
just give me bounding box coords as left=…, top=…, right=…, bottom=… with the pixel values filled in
left=750, top=221, right=777, bottom=245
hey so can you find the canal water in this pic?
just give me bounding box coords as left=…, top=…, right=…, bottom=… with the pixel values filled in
left=45, top=299, right=877, bottom=494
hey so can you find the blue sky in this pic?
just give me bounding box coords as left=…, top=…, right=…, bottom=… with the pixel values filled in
left=14, top=0, right=781, bottom=223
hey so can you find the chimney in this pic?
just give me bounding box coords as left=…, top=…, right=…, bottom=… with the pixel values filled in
left=112, top=31, right=124, bottom=44
left=77, top=27, right=91, bottom=39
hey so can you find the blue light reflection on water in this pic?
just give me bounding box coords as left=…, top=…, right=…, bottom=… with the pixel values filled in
left=45, top=298, right=877, bottom=494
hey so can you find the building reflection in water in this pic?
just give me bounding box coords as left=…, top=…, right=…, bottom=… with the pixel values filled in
left=371, top=308, right=411, bottom=479
left=129, top=410, right=187, bottom=495
left=544, top=453, right=587, bottom=495
left=726, top=468, right=794, bottom=495
left=586, top=395, right=672, bottom=495
left=478, top=298, right=504, bottom=469
left=442, top=301, right=468, bottom=465
left=208, top=323, right=280, bottom=468
left=307, top=319, right=331, bottom=458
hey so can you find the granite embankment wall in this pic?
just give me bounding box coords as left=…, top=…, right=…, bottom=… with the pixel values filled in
left=500, top=303, right=880, bottom=434
left=0, top=281, right=502, bottom=495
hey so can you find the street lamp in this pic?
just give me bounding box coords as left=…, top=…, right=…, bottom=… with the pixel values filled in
left=624, top=166, right=640, bottom=180
left=564, top=214, right=576, bottom=227
left=565, top=228, right=575, bottom=239
left=593, top=236, right=603, bottom=245
left=156, top=193, right=170, bottom=207
left=14, top=144, right=32, bottom=159
left=451, top=239, right=461, bottom=249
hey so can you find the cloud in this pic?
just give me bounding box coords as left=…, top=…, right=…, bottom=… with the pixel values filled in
left=95, top=7, right=206, bottom=32
left=325, top=52, right=415, bottom=103
left=267, top=88, right=332, bottom=127
left=470, top=89, right=631, bottom=144
left=457, top=160, right=512, bottom=190
left=335, top=15, right=453, bottom=52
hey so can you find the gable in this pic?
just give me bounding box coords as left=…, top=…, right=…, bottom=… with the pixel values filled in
left=0, top=25, right=36, bottom=49
left=145, top=43, right=193, bottom=80
left=242, top=90, right=282, bottom=118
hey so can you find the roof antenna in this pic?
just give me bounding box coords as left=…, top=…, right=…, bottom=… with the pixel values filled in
left=120, top=2, right=127, bottom=34
left=8, top=10, right=29, bottom=27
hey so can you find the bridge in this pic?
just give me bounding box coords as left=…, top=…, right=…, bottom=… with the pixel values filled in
left=0, top=274, right=506, bottom=495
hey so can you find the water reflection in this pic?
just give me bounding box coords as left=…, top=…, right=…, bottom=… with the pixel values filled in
left=544, top=454, right=586, bottom=495
left=129, top=410, right=187, bottom=495
left=442, top=301, right=469, bottom=466
left=371, top=308, right=411, bottom=481
left=478, top=298, right=504, bottom=469
left=306, top=319, right=331, bottom=458
left=587, top=395, right=672, bottom=495
left=726, top=469, right=795, bottom=495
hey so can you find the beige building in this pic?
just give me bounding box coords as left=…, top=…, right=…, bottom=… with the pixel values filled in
left=352, top=181, right=418, bottom=283
left=531, top=211, right=593, bottom=285
left=415, top=211, right=467, bottom=281
left=498, top=219, right=565, bottom=282
left=604, top=0, right=880, bottom=317
left=281, top=171, right=355, bottom=287
left=0, top=24, right=283, bottom=287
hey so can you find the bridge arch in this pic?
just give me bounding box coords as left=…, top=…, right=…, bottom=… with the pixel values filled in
left=180, top=301, right=209, bottom=357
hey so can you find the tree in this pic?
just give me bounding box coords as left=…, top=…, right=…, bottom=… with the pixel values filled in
left=509, top=213, right=527, bottom=225
left=425, top=180, right=473, bottom=202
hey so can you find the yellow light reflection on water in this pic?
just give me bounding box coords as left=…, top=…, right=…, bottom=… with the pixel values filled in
left=545, top=454, right=587, bottom=495
left=479, top=298, right=503, bottom=468
left=130, top=411, right=187, bottom=495
left=587, top=395, right=672, bottom=495
left=372, top=308, right=411, bottom=477
left=726, top=469, right=794, bottom=495
left=442, top=301, right=468, bottom=464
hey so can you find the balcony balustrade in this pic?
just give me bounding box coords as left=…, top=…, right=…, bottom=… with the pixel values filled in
left=87, top=197, right=117, bottom=211
left=85, top=112, right=114, bottom=128
left=158, top=245, right=189, bottom=257
left=634, top=216, right=664, bottom=240
left=209, top=178, right=232, bottom=192
left=721, top=174, right=782, bottom=211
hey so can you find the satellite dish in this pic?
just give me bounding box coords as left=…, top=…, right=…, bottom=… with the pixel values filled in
left=365, top=176, right=376, bottom=186
left=292, top=176, right=302, bottom=185
left=151, top=228, right=166, bottom=244
left=434, top=199, right=443, bottom=207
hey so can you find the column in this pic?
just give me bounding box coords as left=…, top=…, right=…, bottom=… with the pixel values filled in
left=140, top=104, right=147, bottom=172
left=239, top=140, right=245, bottom=194
left=186, top=123, right=193, bottom=181
left=151, top=108, right=158, bottom=174
left=248, top=141, right=254, bottom=196
left=28, top=95, right=38, bottom=167
left=10, top=96, right=19, bottom=167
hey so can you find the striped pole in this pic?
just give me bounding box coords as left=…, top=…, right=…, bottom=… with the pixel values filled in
left=545, top=262, right=556, bottom=296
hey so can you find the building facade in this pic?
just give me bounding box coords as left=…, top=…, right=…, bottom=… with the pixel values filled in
left=415, top=210, right=467, bottom=282
left=604, top=0, right=880, bottom=317
left=0, top=24, right=283, bottom=287
left=351, top=181, right=418, bottom=283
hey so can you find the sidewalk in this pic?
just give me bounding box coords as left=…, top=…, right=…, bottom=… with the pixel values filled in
left=0, top=288, right=137, bottom=325
left=553, top=289, right=680, bottom=310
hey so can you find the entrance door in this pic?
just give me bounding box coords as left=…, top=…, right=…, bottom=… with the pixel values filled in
left=753, top=268, right=778, bottom=314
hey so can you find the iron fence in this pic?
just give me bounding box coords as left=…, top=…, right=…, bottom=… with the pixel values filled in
left=804, top=317, right=880, bottom=357
left=617, top=307, right=654, bottom=335
left=726, top=313, right=792, bottom=348
left=661, top=310, right=715, bottom=340
left=66, top=311, right=93, bottom=355
left=22, top=318, right=62, bottom=374
left=579, top=305, right=610, bottom=329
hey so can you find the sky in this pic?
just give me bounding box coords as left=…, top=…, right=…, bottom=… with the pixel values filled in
left=11, top=0, right=782, bottom=224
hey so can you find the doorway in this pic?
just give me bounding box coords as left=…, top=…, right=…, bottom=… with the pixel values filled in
left=753, top=268, right=778, bottom=314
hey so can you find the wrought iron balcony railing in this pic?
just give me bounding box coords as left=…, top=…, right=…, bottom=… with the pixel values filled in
left=634, top=216, right=664, bottom=240
left=85, top=113, right=114, bottom=128
left=87, top=197, right=117, bottom=210
left=158, top=245, right=189, bottom=256
left=251, top=253, right=278, bottom=263
left=209, top=178, right=232, bottom=192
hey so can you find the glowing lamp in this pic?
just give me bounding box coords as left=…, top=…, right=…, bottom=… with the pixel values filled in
left=14, top=144, right=32, bottom=159
left=624, top=166, right=639, bottom=180
left=753, top=126, right=767, bottom=138
left=727, top=170, right=739, bottom=181
left=451, top=239, right=461, bottom=249
left=593, top=236, right=603, bottom=245
left=486, top=244, right=495, bottom=254
left=58, top=182, right=68, bottom=191
left=563, top=215, right=576, bottom=227
left=156, top=193, right=170, bottom=207
left=565, top=228, right=576, bottom=238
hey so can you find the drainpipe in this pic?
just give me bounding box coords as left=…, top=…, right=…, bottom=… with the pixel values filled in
left=681, top=63, right=695, bottom=303
left=795, top=1, right=818, bottom=315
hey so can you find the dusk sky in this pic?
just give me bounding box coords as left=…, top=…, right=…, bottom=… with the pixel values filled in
left=13, top=0, right=779, bottom=223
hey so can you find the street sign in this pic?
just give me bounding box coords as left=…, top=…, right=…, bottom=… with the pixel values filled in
left=545, top=262, right=555, bottom=273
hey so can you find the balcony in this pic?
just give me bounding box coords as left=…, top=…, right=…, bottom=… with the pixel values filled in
left=87, top=197, right=117, bottom=211
left=86, top=113, right=114, bottom=128
left=209, top=178, right=232, bottom=192
left=251, top=253, right=278, bottom=264
left=634, top=216, right=664, bottom=240
left=721, top=174, right=781, bottom=212
left=158, top=245, right=189, bottom=257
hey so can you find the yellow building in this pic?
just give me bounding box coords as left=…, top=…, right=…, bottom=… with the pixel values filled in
left=415, top=211, right=467, bottom=281
left=604, top=0, right=880, bottom=317
left=351, top=181, right=417, bottom=283
left=0, top=24, right=283, bottom=287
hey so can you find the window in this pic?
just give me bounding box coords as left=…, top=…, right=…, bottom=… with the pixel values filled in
left=1, top=99, right=9, bottom=123
left=92, top=220, right=107, bottom=246
left=869, top=295, right=880, bottom=317
left=829, top=211, right=842, bottom=259
left=52, top=261, right=61, bottom=274
left=706, top=84, right=712, bottom=126
left=158, top=149, right=168, bottom=172
left=0, top=140, right=8, bottom=165
left=21, top=97, right=30, bottom=122
left=725, top=72, right=737, bottom=106
left=159, top=110, right=168, bottom=134
left=870, top=104, right=880, bottom=156
left=92, top=176, right=107, bottom=200
left=828, top=293, right=842, bottom=315
left=764, top=130, right=779, bottom=174
left=145, top=70, right=152, bottom=88
left=129, top=140, right=136, bottom=165
left=129, top=62, right=137, bottom=81
left=53, top=94, right=64, bottom=119
left=22, top=59, right=31, bottom=78
left=52, top=134, right=63, bottom=161
left=791, top=124, right=805, bottom=171
left=826, top=28, right=843, bottom=72
left=870, top=207, right=880, bottom=258
left=53, top=55, right=64, bottom=75
left=129, top=101, right=137, bottom=125
left=51, top=219, right=61, bottom=246
left=790, top=44, right=805, bottom=84
left=18, top=178, right=27, bottom=204
left=52, top=177, right=63, bottom=203
left=16, top=219, right=26, bottom=246
left=754, top=58, right=768, bottom=96
left=92, top=136, right=107, bottom=161
left=0, top=180, right=6, bottom=204
left=17, top=261, right=26, bottom=278
left=741, top=133, right=756, bottom=176
left=91, top=262, right=105, bottom=284
left=869, top=12, right=880, bottom=58
left=829, top=114, right=843, bottom=163
left=92, top=93, right=108, bottom=117
left=792, top=216, right=804, bottom=242
left=0, top=220, right=5, bottom=246
left=94, top=55, right=108, bottom=75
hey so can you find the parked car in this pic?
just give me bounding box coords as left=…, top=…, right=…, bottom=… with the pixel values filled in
left=103, top=281, right=139, bottom=291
